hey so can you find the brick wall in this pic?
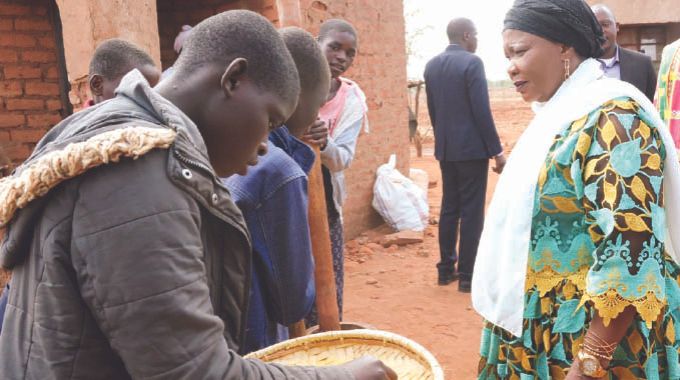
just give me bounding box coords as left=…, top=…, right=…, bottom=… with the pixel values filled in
left=157, top=0, right=279, bottom=70
left=294, top=0, right=410, bottom=239
left=0, top=0, right=68, bottom=166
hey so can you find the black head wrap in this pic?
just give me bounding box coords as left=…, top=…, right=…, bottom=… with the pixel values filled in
left=504, top=0, right=605, bottom=58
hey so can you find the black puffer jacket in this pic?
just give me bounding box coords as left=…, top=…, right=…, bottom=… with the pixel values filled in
left=0, top=71, right=350, bottom=379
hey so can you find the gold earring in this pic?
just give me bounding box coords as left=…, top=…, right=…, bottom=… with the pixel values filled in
left=563, top=59, right=571, bottom=80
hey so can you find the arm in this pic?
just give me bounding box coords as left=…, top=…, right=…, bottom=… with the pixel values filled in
left=249, top=176, right=315, bottom=325
left=466, top=57, right=503, bottom=157
left=568, top=101, right=667, bottom=377
left=424, top=65, right=436, bottom=131
left=320, top=116, right=363, bottom=173
left=70, top=154, right=350, bottom=380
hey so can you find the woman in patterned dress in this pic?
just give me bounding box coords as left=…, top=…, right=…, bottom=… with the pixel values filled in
left=473, top=0, right=680, bottom=379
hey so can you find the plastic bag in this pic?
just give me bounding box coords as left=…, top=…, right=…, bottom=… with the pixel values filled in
left=408, top=168, right=429, bottom=197
left=372, top=155, right=429, bottom=231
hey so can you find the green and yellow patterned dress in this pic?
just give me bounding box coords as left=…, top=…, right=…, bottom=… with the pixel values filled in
left=479, top=98, right=680, bottom=380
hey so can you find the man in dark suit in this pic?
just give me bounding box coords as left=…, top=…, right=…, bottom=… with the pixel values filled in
left=592, top=4, right=657, bottom=100
left=424, top=18, right=505, bottom=293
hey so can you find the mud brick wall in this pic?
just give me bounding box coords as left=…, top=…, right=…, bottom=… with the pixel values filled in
left=294, top=0, right=410, bottom=239
left=157, top=0, right=279, bottom=70
left=0, top=0, right=68, bottom=166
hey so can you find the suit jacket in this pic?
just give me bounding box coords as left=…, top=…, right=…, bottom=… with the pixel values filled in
left=424, top=45, right=502, bottom=162
left=620, top=46, right=657, bottom=101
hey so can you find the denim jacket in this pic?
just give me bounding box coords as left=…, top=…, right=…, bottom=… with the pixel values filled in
left=224, top=127, right=316, bottom=353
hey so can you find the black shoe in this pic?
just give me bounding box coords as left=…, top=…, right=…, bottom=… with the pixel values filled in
left=438, top=272, right=458, bottom=286
left=458, top=279, right=471, bottom=293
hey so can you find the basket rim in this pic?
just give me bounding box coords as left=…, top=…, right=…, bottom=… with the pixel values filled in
left=245, top=329, right=444, bottom=379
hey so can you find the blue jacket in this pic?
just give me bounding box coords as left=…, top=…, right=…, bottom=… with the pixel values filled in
left=424, top=44, right=502, bottom=161
left=224, top=127, right=316, bottom=354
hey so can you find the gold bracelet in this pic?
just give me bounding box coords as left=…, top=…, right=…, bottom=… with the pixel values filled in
left=582, top=341, right=616, bottom=358
left=581, top=343, right=614, bottom=361
left=588, top=330, right=618, bottom=350
left=583, top=332, right=617, bottom=358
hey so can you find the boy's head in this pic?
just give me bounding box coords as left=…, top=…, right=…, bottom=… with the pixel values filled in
left=280, top=27, right=331, bottom=138
left=88, top=38, right=161, bottom=104
left=318, top=19, right=358, bottom=79
left=162, top=10, right=300, bottom=177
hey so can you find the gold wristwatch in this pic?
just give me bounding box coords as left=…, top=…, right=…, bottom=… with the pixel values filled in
left=577, top=351, right=608, bottom=378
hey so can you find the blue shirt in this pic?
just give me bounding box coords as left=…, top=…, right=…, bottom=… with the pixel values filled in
left=223, top=126, right=316, bottom=354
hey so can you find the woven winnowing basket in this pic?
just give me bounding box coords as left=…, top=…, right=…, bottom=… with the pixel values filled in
left=245, top=329, right=444, bottom=380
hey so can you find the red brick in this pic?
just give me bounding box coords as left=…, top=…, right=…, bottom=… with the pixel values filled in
left=0, top=113, right=25, bottom=127
left=0, top=130, right=11, bottom=142
left=6, top=98, right=44, bottom=111
left=14, top=19, right=52, bottom=32
left=0, top=19, right=13, bottom=31
left=32, top=5, right=48, bottom=16
left=0, top=4, right=31, bottom=16
left=3, top=65, right=41, bottom=79
left=10, top=128, right=47, bottom=143
left=6, top=143, right=31, bottom=162
left=0, top=34, right=36, bottom=48
left=45, top=99, right=62, bottom=111
left=260, top=7, right=278, bottom=21
left=37, top=35, right=55, bottom=49
left=0, top=48, right=18, bottom=63
left=45, top=66, right=58, bottom=79
left=27, top=112, right=61, bottom=128
left=21, top=50, right=56, bottom=63
left=0, top=81, right=22, bottom=97
left=24, top=81, right=60, bottom=96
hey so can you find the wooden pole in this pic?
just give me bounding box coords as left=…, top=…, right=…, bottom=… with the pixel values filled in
left=301, top=146, right=340, bottom=332
left=288, top=321, right=307, bottom=338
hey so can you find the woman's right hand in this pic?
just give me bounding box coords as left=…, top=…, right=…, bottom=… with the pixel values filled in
left=340, top=356, right=398, bottom=379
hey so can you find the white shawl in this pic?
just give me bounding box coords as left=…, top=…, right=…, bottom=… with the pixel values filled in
left=471, top=58, right=680, bottom=337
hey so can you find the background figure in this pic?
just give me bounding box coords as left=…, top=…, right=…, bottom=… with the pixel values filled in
left=424, top=18, right=504, bottom=293
left=87, top=38, right=161, bottom=107
left=408, top=106, right=418, bottom=142
left=656, top=38, right=680, bottom=151
left=592, top=4, right=657, bottom=101
left=304, top=19, right=368, bottom=324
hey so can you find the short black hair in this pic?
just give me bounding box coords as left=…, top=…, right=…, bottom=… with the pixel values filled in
left=446, top=18, right=475, bottom=43
left=173, top=10, right=299, bottom=103
left=88, top=38, right=156, bottom=80
left=280, top=27, right=330, bottom=93
left=318, top=19, right=358, bottom=43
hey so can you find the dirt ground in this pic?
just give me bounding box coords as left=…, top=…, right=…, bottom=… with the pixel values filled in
left=343, top=89, right=533, bottom=379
